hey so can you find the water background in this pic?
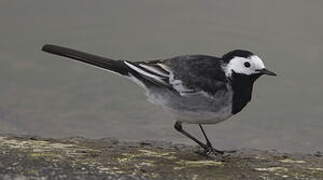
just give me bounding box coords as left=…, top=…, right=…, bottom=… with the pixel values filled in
left=1, top=0, right=322, bottom=152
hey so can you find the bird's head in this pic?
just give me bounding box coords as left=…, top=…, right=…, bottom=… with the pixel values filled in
left=222, top=49, right=276, bottom=80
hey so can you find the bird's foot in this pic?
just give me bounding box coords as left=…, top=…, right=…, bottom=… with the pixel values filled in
left=205, top=145, right=236, bottom=155
left=198, top=147, right=236, bottom=160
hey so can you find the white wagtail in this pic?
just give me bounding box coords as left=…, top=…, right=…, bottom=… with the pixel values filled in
left=42, top=44, right=276, bottom=155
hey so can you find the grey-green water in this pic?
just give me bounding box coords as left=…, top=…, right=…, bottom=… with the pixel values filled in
left=0, top=0, right=322, bottom=153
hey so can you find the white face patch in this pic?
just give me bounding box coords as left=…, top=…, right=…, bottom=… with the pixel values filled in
left=224, top=55, right=266, bottom=77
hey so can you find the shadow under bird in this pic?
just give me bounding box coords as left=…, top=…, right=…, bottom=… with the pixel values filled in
left=42, top=44, right=276, bottom=156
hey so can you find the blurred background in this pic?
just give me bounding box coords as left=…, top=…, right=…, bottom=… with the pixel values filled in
left=0, top=0, right=322, bottom=153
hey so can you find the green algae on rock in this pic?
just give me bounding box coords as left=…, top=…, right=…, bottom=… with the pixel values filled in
left=0, top=135, right=322, bottom=180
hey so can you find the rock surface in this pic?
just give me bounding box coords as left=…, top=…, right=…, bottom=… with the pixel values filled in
left=0, top=135, right=322, bottom=180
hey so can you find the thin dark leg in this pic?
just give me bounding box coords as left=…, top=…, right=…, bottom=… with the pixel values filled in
left=174, top=121, right=208, bottom=150
left=199, top=124, right=236, bottom=154
left=199, top=124, right=224, bottom=154
left=199, top=124, right=213, bottom=147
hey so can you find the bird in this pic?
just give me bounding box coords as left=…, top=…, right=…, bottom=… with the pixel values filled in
left=41, top=44, right=276, bottom=156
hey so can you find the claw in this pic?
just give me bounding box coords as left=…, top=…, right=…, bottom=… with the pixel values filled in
left=205, top=147, right=223, bottom=155
left=202, top=147, right=236, bottom=159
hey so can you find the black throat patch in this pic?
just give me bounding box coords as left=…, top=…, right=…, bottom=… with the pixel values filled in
left=230, top=72, right=261, bottom=114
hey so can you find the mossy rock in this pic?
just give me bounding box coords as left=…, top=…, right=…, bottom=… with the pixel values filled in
left=0, top=135, right=322, bottom=180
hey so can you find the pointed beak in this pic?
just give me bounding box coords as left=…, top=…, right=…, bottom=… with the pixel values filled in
left=257, top=68, right=277, bottom=76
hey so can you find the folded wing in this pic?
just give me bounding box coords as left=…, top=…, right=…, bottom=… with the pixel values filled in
left=42, top=44, right=227, bottom=98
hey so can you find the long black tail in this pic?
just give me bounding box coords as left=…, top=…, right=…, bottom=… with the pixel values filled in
left=42, top=44, right=129, bottom=76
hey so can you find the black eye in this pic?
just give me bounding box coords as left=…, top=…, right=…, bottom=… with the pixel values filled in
left=244, top=62, right=251, bottom=68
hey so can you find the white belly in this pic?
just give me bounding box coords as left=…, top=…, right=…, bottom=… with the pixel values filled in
left=165, top=104, right=233, bottom=124
left=147, top=88, right=234, bottom=124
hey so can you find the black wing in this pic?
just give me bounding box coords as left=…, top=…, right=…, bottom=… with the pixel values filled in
left=129, top=55, right=228, bottom=96
left=42, top=44, right=228, bottom=96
